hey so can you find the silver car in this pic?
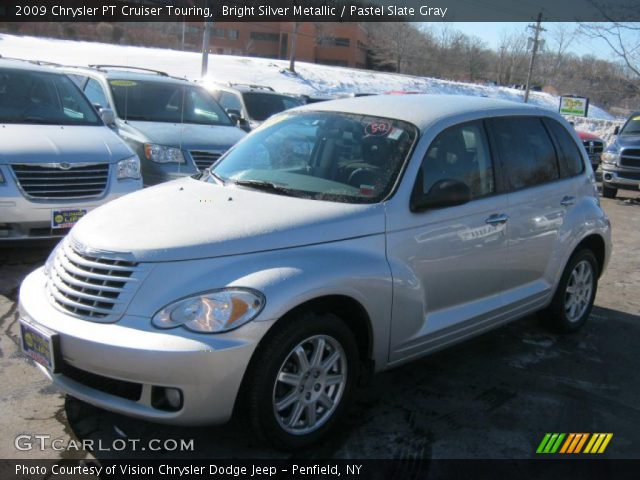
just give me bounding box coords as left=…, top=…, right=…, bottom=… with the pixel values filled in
left=0, top=59, right=142, bottom=239
left=19, top=95, right=611, bottom=449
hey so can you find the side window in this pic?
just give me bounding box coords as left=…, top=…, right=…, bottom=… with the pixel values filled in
left=417, top=121, right=495, bottom=200
left=544, top=118, right=585, bottom=177
left=83, top=78, right=108, bottom=109
left=66, top=74, right=86, bottom=88
left=491, top=117, right=559, bottom=190
left=218, top=92, right=242, bottom=112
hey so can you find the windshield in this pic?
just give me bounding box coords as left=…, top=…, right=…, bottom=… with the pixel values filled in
left=109, top=79, right=232, bottom=126
left=621, top=115, right=640, bottom=135
left=243, top=92, right=303, bottom=121
left=209, top=111, right=418, bottom=204
left=0, top=67, right=101, bottom=125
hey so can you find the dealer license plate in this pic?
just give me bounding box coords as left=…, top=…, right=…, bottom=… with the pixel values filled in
left=19, top=320, right=59, bottom=373
left=52, top=209, right=87, bottom=229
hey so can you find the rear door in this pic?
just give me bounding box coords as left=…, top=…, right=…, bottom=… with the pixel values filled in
left=487, top=116, right=578, bottom=308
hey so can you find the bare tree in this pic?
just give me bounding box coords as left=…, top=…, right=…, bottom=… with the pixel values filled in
left=579, top=22, right=640, bottom=77
left=368, top=22, right=427, bottom=73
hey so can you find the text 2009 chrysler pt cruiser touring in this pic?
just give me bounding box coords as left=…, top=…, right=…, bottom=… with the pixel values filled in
left=19, top=95, right=611, bottom=449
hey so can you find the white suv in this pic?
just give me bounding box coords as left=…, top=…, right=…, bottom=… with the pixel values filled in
left=19, top=95, right=611, bottom=449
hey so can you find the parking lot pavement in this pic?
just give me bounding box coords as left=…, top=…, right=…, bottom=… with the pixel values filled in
left=1, top=188, right=639, bottom=460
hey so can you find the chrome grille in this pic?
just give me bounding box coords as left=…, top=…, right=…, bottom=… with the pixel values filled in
left=190, top=151, right=222, bottom=171
left=11, top=163, right=109, bottom=199
left=47, top=240, right=147, bottom=322
left=582, top=140, right=604, bottom=156
left=620, top=149, right=640, bottom=169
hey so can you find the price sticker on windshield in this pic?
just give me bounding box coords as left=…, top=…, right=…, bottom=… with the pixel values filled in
left=365, top=121, right=391, bottom=136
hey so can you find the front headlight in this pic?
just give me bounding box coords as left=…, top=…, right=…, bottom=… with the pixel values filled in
left=117, top=155, right=141, bottom=179
left=601, top=151, right=620, bottom=165
left=152, top=288, right=265, bottom=333
left=144, top=144, right=185, bottom=164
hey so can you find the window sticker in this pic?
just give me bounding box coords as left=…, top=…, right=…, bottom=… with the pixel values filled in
left=359, top=184, right=376, bottom=196
left=387, top=127, right=404, bottom=140
left=109, top=80, right=138, bottom=87
left=365, top=121, right=391, bottom=136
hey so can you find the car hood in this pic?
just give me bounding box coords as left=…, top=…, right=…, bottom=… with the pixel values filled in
left=576, top=130, right=602, bottom=141
left=0, top=124, right=132, bottom=164
left=70, top=177, right=385, bottom=262
left=123, top=121, right=245, bottom=150
left=615, top=134, right=640, bottom=149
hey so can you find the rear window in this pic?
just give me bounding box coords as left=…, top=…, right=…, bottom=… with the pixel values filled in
left=490, top=117, right=560, bottom=191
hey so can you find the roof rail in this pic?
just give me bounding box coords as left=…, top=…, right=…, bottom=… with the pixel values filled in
left=0, top=56, right=62, bottom=67
left=88, top=65, right=169, bottom=76
left=229, top=83, right=275, bottom=91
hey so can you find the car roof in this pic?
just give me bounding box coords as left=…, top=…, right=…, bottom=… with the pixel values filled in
left=295, top=94, right=547, bottom=131
left=0, top=58, right=64, bottom=74
left=60, top=66, right=189, bottom=84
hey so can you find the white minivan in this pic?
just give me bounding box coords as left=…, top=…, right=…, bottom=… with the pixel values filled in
left=19, top=95, right=611, bottom=449
left=0, top=59, right=141, bottom=239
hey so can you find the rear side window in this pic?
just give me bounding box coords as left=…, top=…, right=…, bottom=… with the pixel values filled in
left=418, top=121, right=494, bottom=200
left=490, top=117, right=559, bottom=191
left=544, top=118, right=585, bottom=177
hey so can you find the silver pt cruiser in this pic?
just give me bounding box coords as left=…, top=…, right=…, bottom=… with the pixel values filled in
left=19, top=95, right=611, bottom=449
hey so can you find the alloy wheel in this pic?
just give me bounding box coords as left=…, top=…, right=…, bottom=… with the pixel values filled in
left=272, top=334, right=347, bottom=435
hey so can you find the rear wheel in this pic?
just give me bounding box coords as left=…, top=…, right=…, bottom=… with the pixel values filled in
left=543, top=249, right=598, bottom=332
left=244, top=312, right=359, bottom=450
left=602, top=183, right=617, bottom=199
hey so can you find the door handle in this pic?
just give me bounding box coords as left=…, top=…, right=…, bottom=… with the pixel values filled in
left=485, top=214, right=509, bottom=225
left=560, top=196, right=576, bottom=207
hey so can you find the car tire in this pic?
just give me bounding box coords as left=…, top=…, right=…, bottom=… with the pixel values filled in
left=244, top=312, right=359, bottom=450
left=602, top=183, right=617, bottom=199
left=543, top=249, right=599, bottom=333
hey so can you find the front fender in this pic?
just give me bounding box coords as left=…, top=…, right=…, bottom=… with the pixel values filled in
left=127, top=235, right=392, bottom=371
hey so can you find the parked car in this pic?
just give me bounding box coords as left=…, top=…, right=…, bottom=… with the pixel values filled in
left=0, top=59, right=142, bottom=240
left=600, top=112, right=640, bottom=198
left=19, top=95, right=610, bottom=450
left=574, top=130, right=605, bottom=172
left=203, top=83, right=304, bottom=131
left=60, top=65, right=246, bottom=186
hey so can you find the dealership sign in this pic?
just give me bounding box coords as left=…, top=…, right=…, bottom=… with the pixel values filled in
left=559, top=95, right=590, bottom=117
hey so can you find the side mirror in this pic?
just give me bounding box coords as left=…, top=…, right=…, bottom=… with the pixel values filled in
left=613, top=125, right=620, bottom=135
left=411, top=178, right=471, bottom=212
left=225, top=108, right=242, bottom=123
left=100, top=108, right=116, bottom=127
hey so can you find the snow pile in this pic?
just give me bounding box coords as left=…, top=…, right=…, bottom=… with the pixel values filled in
left=566, top=115, right=623, bottom=145
left=1, top=33, right=616, bottom=127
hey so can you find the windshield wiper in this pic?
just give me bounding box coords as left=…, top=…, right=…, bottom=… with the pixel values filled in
left=232, top=179, right=296, bottom=196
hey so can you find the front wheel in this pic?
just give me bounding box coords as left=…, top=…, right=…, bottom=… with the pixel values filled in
left=244, top=312, right=359, bottom=450
left=543, top=249, right=599, bottom=332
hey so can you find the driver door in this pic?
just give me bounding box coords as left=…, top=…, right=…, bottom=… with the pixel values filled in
left=386, top=120, right=510, bottom=363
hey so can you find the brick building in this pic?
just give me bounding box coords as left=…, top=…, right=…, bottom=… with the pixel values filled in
left=201, top=22, right=369, bottom=69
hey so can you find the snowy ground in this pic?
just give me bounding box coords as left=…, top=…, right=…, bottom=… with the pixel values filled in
left=0, top=33, right=623, bottom=141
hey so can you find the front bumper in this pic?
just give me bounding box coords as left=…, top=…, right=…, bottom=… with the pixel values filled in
left=0, top=165, right=141, bottom=240
left=19, top=267, right=274, bottom=425
left=601, top=166, right=640, bottom=190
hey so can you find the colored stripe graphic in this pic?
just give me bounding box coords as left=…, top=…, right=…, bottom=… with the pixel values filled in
left=538, top=433, right=613, bottom=454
